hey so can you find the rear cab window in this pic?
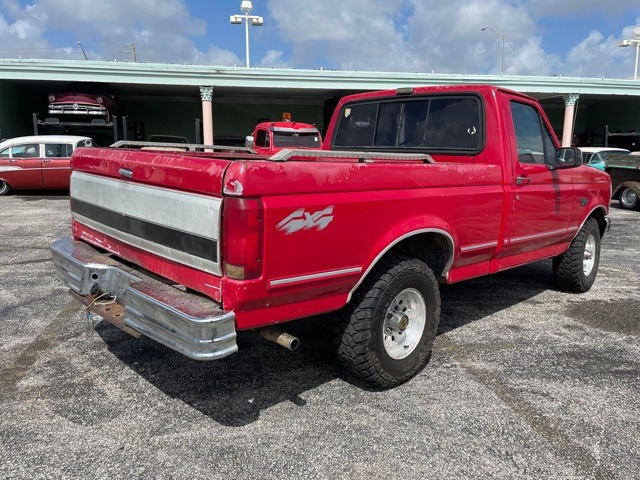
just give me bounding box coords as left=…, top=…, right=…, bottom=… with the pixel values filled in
left=331, top=94, right=484, bottom=154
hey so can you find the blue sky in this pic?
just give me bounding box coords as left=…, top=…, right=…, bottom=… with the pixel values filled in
left=1, top=0, right=639, bottom=78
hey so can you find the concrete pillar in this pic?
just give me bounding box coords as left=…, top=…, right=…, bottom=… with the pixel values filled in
left=561, top=93, right=579, bottom=147
left=200, top=86, right=214, bottom=148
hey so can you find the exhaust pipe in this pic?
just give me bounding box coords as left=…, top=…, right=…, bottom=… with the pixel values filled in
left=259, top=326, right=300, bottom=351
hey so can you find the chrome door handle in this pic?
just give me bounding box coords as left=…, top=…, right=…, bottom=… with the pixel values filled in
left=516, top=176, right=531, bottom=185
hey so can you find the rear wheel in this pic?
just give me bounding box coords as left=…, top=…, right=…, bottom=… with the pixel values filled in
left=553, top=218, right=600, bottom=292
left=0, top=180, right=10, bottom=196
left=619, top=187, right=640, bottom=210
left=335, top=255, right=440, bottom=388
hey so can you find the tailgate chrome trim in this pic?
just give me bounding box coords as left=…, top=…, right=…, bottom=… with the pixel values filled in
left=70, top=171, right=221, bottom=275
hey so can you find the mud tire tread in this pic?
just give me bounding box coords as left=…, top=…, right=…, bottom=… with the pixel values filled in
left=334, top=255, right=440, bottom=389
left=553, top=218, right=600, bottom=293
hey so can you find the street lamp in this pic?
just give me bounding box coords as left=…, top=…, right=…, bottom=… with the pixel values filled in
left=481, top=27, right=506, bottom=76
left=230, top=1, right=263, bottom=68
left=618, top=27, right=640, bottom=80
left=77, top=42, right=88, bottom=61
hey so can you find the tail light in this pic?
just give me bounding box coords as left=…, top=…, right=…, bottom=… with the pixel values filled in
left=222, top=197, right=263, bottom=280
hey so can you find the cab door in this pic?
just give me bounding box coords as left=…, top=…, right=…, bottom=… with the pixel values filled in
left=42, top=142, right=73, bottom=188
left=499, top=99, right=574, bottom=266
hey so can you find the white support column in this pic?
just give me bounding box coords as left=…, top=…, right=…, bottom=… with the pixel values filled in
left=200, top=86, right=214, bottom=149
left=561, top=93, right=579, bottom=147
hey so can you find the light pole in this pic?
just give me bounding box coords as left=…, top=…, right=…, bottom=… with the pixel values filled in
left=618, top=27, right=640, bottom=80
left=481, top=27, right=506, bottom=76
left=77, top=42, right=88, bottom=61
left=230, top=1, right=263, bottom=68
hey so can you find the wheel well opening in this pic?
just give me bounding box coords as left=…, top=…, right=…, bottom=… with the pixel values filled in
left=386, top=232, right=452, bottom=280
left=589, top=208, right=607, bottom=238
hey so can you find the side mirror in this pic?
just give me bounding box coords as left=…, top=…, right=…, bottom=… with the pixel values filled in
left=245, top=135, right=254, bottom=149
left=549, top=147, right=582, bottom=170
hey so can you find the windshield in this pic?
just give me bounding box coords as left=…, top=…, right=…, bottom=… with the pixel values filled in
left=273, top=132, right=321, bottom=148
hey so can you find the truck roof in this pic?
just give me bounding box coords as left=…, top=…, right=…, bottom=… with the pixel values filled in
left=337, top=84, right=535, bottom=104
left=256, top=120, right=320, bottom=134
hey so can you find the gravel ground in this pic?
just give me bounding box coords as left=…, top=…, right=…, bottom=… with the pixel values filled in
left=0, top=192, right=638, bottom=479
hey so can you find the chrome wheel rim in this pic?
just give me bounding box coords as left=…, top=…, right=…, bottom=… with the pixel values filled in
left=621, top=189, right=638, bottom=207
left=583, top=234, right=596, bottom=276
left=383, top=288, right=426, bottom=360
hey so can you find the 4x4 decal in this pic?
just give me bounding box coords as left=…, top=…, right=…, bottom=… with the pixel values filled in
left=276, top=206, right=334, bottom=235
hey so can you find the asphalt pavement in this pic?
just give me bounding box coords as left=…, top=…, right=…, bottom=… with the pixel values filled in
left=0, top=192, right=638, bottom=479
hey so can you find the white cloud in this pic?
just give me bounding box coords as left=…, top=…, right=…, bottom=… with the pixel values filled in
left=266, top=0, right=547, bottom=74
left=196, top=45, right=243, bottom=67
left=259, top=49, right=288, bottom=68
left=564, top=29, right=634, bottom=78
left=0, top=0, right=637, bottom=78
left=506, top=36, right=561, bottom=76
left=268, top=0, right=410, bottom=70
left=0, top=0, right=209, bottom=63
left=265, top=0, right=640, bottom=77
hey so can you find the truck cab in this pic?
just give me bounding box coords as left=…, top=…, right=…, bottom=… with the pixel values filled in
left=245, top=113, right=322, bottom=155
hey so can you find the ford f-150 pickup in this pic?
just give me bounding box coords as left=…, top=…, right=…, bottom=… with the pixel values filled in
left=50, top=85, right=612, bottom=388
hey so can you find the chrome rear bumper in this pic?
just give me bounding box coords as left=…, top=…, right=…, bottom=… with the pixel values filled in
left=50, top=237, right=237, bottom=360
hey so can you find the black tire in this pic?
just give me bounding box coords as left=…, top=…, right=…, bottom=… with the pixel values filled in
left=335, top=255, right=440, bottom=388
left=619, top=187, right=640, bottom=210
left=0, top=180, right=10, bottom=196
left=553, top=218, right=601, bottom=293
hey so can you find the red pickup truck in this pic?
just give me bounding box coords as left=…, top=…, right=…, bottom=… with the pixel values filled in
left=245, top=113, right=322, bottom=155
left=50, top=85, right=611, bottom=388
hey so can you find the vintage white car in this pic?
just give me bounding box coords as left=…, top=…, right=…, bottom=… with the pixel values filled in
left=0, top=135, right=94, bottom=195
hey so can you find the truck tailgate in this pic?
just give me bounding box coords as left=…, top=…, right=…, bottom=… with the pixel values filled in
left=68, top=147, right=234, bottom=299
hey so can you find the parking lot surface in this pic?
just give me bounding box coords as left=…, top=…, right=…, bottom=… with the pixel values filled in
left=0, top=193, right=638, bottom=479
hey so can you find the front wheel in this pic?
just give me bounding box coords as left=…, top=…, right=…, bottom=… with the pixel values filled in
left=335, top=255, right=440, bottom=388
left=553, top=218, right=601, bottom=292
left=0, top=180, right=10, bottom=196
left=619, top=187, right=640, bottom=210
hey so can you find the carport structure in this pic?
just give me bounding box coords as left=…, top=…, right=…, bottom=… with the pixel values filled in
left=0, top=58, right=639, bottom=149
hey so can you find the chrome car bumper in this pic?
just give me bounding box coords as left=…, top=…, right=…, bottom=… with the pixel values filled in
left=48, top=107, right=108, bottom=116
left=50, top=237, right=237, bottom=360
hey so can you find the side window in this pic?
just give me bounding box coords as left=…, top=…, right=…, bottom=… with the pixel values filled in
left=255, top=129, right=269, bottom=148
left=510, top=102, right=556, bottom=165
left=11, top=144, right=40, bottom=158
left=0, top=147, right=10, bottom=158
left=44, top=144, right=73, bottom=158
